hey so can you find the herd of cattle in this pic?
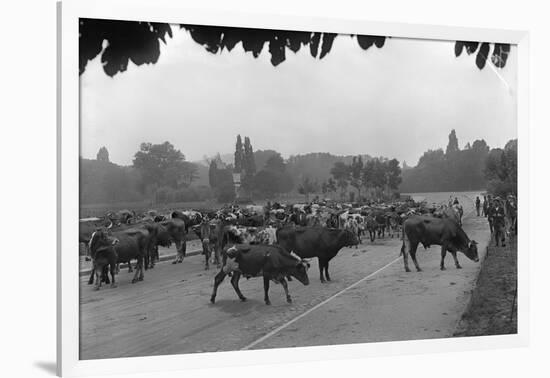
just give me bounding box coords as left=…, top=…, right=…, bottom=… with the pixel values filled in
left=80, top=195, right=513, bottom=305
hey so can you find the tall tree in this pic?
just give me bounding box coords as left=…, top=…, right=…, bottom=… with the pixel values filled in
left=386, top=158, right=402, bottom=191
left=241, top=136, right=256, bottom=193
left=208, top=160, right=218, bottom=188
left=96, top=146, right=110, bottom=162
left=243, top=136, right=256, bottom=175
left=446, top=129, right=460, bottom=155
left=234, top=135, right=244, bottom=173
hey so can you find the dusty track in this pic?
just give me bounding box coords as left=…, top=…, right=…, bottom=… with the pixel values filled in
left=79, top=198, right=490, bottom=360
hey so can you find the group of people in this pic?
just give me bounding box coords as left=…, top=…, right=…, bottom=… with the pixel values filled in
left=474, top=193, right=517, bottom=247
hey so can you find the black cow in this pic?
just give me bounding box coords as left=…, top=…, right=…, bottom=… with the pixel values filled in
left=276, top=227, right=359, bottom=283
left=210, top=244, right=310, bottom=305
left=88, top=227, right=151, bottom=287
left=102, top=220, right=167, bottom=271
left=401, top=216, right=479, bottom=272
left=87, top=231, right=118, bottom=290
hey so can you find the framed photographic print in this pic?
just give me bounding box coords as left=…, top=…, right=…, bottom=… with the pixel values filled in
left=58, top=0, right=529, bottom=376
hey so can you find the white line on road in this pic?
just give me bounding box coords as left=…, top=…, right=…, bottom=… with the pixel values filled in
left=241, top=256, right=402, bottom=350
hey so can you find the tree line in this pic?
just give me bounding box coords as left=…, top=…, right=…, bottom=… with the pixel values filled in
left=399, top=130, right=517, bottom=196
left=322, top=156, right=402, bottom=202
left=80, top=142, right=211, bottom=205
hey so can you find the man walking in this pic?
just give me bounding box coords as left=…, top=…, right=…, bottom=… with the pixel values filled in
left=475, top=196, right=481, bottom=216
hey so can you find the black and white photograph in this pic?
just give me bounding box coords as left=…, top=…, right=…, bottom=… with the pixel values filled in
left=78, top=18, right=518, bottom=361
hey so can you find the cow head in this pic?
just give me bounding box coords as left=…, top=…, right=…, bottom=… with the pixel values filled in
left=289, top=251, right=310, bottom=286
left=464, top=240, right=479, bottom=262
left=88, top=229, right=118, bottom=260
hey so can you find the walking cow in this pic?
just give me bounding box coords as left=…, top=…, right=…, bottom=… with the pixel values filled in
left=210, top=244, right=310, bottom=305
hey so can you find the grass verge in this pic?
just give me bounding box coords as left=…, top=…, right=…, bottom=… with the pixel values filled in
left=453, top=236, right=517, bottom=336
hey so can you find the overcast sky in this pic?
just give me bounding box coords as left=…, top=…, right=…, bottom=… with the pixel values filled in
left=80, top=26, right=517, bottom=167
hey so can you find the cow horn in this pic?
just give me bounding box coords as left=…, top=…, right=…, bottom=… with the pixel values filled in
left=107, top=221, right=113, bottom=229
left=290, top=251, right=301, bottom=261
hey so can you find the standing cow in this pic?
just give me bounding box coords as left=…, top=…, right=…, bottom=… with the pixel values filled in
left=88, top=227, right=151, bottom=287
left=210, top=244, right=310, bottom=305
left=400, top=216, right=479, bottom=272
left=277, top=226, right=359, bottom=283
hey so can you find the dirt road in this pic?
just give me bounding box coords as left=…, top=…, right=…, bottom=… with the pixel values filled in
left=79, top=201, right=490, bottom=360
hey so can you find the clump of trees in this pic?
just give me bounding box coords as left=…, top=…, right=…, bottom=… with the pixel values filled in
left=81, top=142, right=208, bottom=205
left=485, top=139, right=517, bottom=197
left=326, top=155, right=402, bottom=202
left=133, top=141, right=198, bottom=190
left=400, top=130, right=490, bottom=192
left=231, top=135, right=293, bottom=199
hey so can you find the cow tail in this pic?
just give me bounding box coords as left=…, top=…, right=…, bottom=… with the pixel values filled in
left=399, top=231, right=408, bottom=257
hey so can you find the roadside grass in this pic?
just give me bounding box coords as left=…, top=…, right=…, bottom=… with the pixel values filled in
left=454, top=234, right=517, bottom=337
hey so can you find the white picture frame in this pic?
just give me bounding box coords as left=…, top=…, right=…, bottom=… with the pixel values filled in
left=57, top=0, right=530, bottom=376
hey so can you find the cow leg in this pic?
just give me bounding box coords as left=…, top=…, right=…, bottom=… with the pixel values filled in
left=88, top=267, right=95, bottom=285
left=116, top=263, right=120, bottom=274
left=230, top=272, right=247, bottom=302
left=144, top=252, right=149, bottom=271
left=324, top=261, right=331, bottom=281
left=409, top=242, right=422, bottom=272
left=172, top=240, right=185, bottom=264
left=103, top=265, right=110, bottom=284
left=84, top=243, right=91, bottom=261
left=401, top=242, right=410, bottom=272
left=280, top=278, right=292, bottom=303
left=138, top=257, right=145, bottom=281
left=131, top=257, right=144, bottom=283
left=203, top=242, right=210, bottom=270
left=451, top=252, right=462, bottom=269
left=94, top=266, right=102, bottom=290
left=318, top=259, right=326, bottom=283
left=210, top=270, right=227, bottom=304
left=440, top=245, right=447, bottom=270
left=150, top=246, right=158, bottom=269
left=214, top=245, right=221, bottom=268
left=109, top=264, right=117, bottom=288
left=263, top=276, right=271, bottom=305
left=370, top=230, right=375, bottom=242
